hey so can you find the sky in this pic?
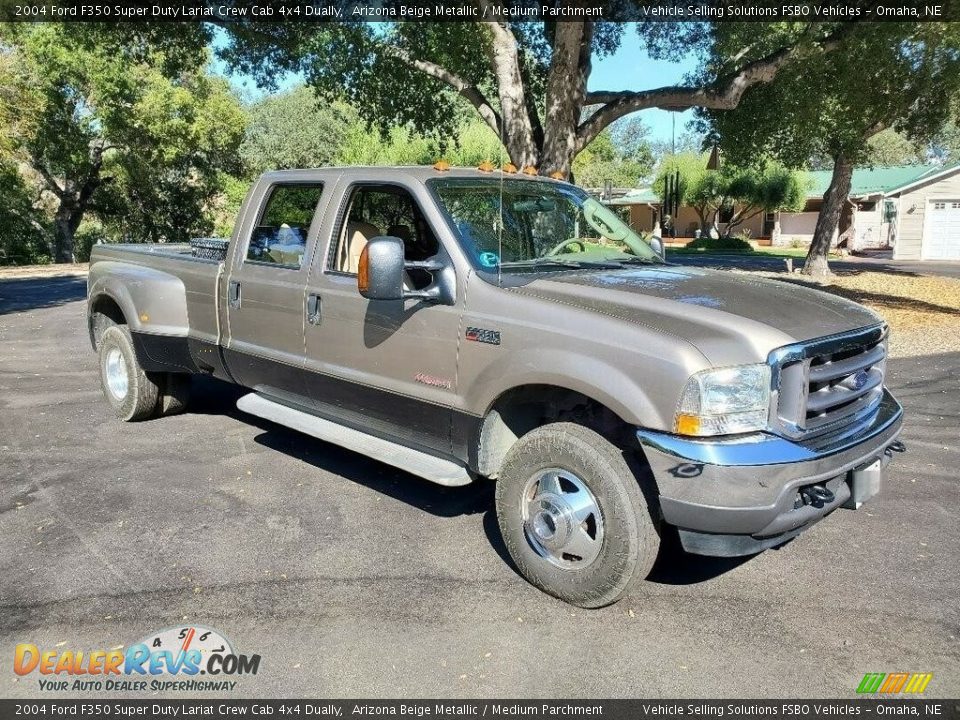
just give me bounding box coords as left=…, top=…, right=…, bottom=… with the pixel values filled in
left=211, top=26, right=699, bottom=145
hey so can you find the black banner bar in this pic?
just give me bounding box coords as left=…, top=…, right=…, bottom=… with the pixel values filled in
left=0, top=700, right=959, bottom=720
left=1, top=0, right=958, bottom=23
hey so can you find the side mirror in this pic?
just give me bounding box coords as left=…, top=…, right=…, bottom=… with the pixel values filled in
left=649, top=236, right=665, bottom=260
left=358, top=236, right=405, bottom=301
left=358, top=236, right=455, bottom=305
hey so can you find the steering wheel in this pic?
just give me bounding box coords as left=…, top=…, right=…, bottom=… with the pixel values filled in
left=546, top=239, right=587, bottom=256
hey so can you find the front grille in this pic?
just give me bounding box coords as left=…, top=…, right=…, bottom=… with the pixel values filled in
left=771, top=325, right=887, bottom=441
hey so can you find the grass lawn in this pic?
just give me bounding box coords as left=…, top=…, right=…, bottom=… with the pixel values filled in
left=745, top=269, right=960, bottom=358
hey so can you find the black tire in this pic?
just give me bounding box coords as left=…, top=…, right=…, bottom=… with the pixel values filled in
left=98, top=325, right=161, bottom=422
left=158, top=373, right=191, bottom=416
left=495, top=422, right=660, bottom=608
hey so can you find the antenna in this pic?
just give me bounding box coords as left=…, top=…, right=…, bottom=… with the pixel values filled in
left=498, top=120, right=505, bottom=287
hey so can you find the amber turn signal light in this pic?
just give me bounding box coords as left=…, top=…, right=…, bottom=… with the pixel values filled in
left=477, top=160, right=494, bottom=172
left=357, top=244, right=371, bottom=294
left=501, top=162, right=517, bottom=174
left=433, top=160, right=451, bottom=171
left=522, top=165, right=537, bottom=176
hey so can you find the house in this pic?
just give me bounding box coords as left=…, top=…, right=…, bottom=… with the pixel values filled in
left=608, top=163, right=960, bottom=261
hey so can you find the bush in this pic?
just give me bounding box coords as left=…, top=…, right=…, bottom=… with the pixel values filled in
left=74, top=223, right=110, bottom=263
left=684, top=235, right=754, bottom=252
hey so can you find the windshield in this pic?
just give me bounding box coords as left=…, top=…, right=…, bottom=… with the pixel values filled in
left=429, top=178, right=661, bottom=272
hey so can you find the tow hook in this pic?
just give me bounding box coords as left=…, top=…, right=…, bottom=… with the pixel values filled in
left=884, top=440, right=907, bottom=459
left=799, top=484, right=835, bottom=509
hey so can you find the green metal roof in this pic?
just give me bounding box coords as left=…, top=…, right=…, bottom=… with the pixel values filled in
left=806, top=163, right=960, bottom=199
left=606, top=187, right=659, bottom=205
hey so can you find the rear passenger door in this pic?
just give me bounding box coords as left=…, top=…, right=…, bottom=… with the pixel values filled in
left=224, top=182, right=328, bottom=399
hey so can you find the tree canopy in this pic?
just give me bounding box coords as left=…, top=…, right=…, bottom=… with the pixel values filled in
left=0, top=24, right=245, bottom=261
left=698, top=22, right=960, bottom=275
left=215, top=19, right=852, bottom=176
left=655, top=153, right=808, bottom=237
left=241, top=86, right=356, bottom=174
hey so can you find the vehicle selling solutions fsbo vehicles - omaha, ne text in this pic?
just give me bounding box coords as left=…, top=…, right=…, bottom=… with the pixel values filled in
left=86, top=165, right=904, bottom=607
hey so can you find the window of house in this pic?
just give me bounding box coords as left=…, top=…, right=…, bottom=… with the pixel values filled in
left=246, top=184, right=325, bottom=269
left=717, top=205, right=735, bottom=224
left=330, top=186, right=439, bottom=288
left=883, top=200, right=897, bottom=223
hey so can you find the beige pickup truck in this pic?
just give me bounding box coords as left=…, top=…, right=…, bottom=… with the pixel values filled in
left=87, top=166, right=904, bottom=607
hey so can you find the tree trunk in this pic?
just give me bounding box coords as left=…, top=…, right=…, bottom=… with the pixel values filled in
left=802, top=154, right=853, bottom=278
left=483, top=22, right=538, bottom=168
left=43, top=146, right=104, bottom=263
left=540, top=22, right=592, bottom=177
left=52, top=201, right=83, bottom=263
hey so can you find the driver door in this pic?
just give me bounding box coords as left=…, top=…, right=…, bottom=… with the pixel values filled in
left=303, top=180, right=463, bottom=456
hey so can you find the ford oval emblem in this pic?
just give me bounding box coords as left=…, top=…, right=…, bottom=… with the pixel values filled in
left=852, top=370, right=869, bottom=390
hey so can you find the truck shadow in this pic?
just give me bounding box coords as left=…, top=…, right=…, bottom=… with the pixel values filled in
left=188, top=374, right=496, bottom=521
left=647, top=531, right=758, bottom=585
left=0, top=275, right=87, bottom=315
left=187, top=375, right=753, bottom=587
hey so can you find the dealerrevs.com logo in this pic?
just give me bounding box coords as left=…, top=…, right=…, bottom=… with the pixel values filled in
left=13, top=625, right=261, bottom=692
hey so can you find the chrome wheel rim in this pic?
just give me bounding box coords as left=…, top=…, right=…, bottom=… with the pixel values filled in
left=521, top=468, right=604, bottom=570
left=105, top=348, right=129, bottom=400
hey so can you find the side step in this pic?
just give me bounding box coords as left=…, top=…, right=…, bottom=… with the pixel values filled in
left=236, top=393, right=472, bottom=487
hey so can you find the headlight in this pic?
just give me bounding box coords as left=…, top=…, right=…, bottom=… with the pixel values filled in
left=675, top=364, right=771, bottom=436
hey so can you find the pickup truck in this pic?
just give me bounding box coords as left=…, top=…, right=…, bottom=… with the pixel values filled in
left=87, top=165, right=904, bottom=607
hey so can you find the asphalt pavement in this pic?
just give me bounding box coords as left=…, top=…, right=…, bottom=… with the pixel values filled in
left=1, top=275, right=958, bottom=698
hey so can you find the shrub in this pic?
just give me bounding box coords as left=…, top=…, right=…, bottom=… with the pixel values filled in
left=684, top=235, right=754, bottom=252
left=74, top=223, right=110, bottom=263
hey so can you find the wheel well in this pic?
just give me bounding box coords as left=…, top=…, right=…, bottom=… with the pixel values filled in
left=89, top=295, right=126, bottom=350
left=476, top=385, right=636, bottom=478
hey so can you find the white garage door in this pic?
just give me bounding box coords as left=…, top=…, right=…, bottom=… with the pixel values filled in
left=924, top=200, right=960, bottom=260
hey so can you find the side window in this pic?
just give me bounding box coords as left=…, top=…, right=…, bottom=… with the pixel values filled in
left=246, top=184, right=324, bottom=269
left=330, top=186, right=439, bottom=283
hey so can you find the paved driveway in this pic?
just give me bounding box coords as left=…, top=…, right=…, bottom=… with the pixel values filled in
left=1, top=276, right=958, bottom=698
left=670, top=252, right=960, bottom=279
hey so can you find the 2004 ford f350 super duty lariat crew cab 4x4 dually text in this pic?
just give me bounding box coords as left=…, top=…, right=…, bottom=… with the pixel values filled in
left=87, top=166, right=904, bottom=607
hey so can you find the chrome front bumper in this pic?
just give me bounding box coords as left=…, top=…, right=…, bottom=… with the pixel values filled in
left=636, top=389, right=904, bottom=556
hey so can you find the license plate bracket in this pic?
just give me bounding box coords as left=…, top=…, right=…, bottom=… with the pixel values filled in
left=844, top=458, right=883, bottom=510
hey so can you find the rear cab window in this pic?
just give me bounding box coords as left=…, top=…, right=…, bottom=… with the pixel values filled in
left=246, top=184, right=325, bottom=270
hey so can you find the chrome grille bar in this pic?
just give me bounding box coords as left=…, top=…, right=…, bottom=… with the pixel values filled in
left=768, top=324, right=888, bottom=442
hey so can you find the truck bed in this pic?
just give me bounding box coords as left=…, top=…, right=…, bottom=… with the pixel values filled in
left=88, top=242, right=225, bottom=344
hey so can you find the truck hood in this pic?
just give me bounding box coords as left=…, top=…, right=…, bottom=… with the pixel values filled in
left=512, top=265, right=883, bottom=366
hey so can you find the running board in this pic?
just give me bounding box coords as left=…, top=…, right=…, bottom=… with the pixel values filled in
left=236, top=393, right=472, bottom=487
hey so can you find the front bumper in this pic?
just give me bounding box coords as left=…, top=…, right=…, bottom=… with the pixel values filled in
left=636, top=389, right=904, bottom=557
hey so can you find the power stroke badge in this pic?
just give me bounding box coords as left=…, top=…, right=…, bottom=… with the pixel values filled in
left=465, top=327, right=501, bottom=346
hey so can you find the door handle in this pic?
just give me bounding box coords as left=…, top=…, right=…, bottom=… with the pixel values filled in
left=228, top=281, right=241, bottom=309
left=306, top=293, right=321, bottom=325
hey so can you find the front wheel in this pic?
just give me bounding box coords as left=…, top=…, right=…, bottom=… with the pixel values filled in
left=98, top=325, right=160, bottom=422
left=495, top=422, right=660, bottom=608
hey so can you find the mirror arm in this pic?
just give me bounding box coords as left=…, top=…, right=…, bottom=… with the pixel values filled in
left=404, top=259, right=445, bottom=272
left=402, top=286, right=443, bottom=303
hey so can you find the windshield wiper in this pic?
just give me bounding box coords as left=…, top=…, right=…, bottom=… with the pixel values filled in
left=615, top=256, right=662, bottom=266
left=499, top=258, right=623, bottom=270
